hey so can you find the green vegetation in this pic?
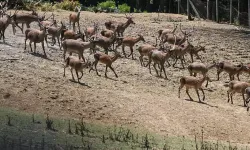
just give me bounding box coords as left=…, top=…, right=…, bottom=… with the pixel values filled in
left=0, top=107, right=248, bottom=149
left=118, top=3, right=130, bottom=13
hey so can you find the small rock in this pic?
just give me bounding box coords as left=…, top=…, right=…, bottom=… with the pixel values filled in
left=3, top=93, right=11, bottom=99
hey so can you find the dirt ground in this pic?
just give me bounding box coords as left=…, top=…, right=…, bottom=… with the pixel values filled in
left=1, top=10, right=250, bottom=145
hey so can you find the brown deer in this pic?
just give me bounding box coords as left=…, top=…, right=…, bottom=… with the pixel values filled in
left=69, top=6, right=81, bottom=32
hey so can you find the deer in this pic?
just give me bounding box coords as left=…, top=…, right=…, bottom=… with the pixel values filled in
left=158, top=23, right=178, bottom=43
left=63, top=55, right=90, bottom=83
left=137, top=44, right=157, bottom=67
left=115, top=34, right=145, bottom=59
left=147, top=48, right=172, bottom=79
left=187, top=62, right=216, bottom=87
left=236, top=64, right=250, bottom=81
left=178, top=75, right=211, bottom=102
left=24, top=21, right=48, bottom=57
left=188, top=45, right=206, bottom=63
left=13, top=11, right=47, bottom=34
left=84, top=23, right=99, bottom=41
left=89, top=51, right=121, bottom=78
left=227, top=80, right=250, bottom=107
left=69, top=6, right=81, bottom=32
left=216, top=61, right=245, bottom=81
left=0, top=11, right=17, bottom=42
left=62, top=39, right=96, bottom=62
left=245, top=87, right=250, bottom=111
left=40, top=13, right=56, bottom=28
left=61, top=29, right=85, bottom=42
left=160, top=24, right=194, bottom=47
left=46, top=21, right=66, bottom=47
left=92, top=35, right=117, bottom=54
left=105, top=14, right=135, bottom=37
left=170, top=37, right=194, bottom=69
left=101, top=29, right=115, bottom=38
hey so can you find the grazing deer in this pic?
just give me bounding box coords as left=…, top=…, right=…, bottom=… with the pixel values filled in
left=89, top=51, right=121, bottom=78
left=61, top=29, right=85, bottom=42
left=216, top=61, right=245, bottom=81
left=69, top=6, right=81, bottom=32
left=187, top=62, right=216, bottom=87
left=116, top=34, right=145, bottom=59
left=13, top=10, right=47, bottom=34
left=62, top=39, right=95, bottom=61
left=24, top=22, right=48, bottom=57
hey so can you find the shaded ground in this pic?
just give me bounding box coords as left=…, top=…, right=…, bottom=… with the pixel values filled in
left=1, top=10, right=250, bottom=145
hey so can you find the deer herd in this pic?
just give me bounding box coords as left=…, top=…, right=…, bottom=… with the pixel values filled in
left=1, top=5, right=250, bottom=111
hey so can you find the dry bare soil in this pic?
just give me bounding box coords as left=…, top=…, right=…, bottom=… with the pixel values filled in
left=1, top=10, right=250, bottom=145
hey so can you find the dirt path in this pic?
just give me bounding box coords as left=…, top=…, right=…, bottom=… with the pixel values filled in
left=1, top=10, right=250, bottom=144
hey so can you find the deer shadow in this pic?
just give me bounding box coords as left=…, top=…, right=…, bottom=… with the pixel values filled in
left=69, top=79, right=91, bottom=88
left=30, top=52, right=53, bottom=61
left=184, top=98, right=218, bottom=108
left=0, top=41, right=14, bottom=47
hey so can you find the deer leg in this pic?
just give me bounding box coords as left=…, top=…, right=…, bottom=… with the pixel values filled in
left=178, top=84, right=184, bottom=98
left=128, top=47, right=135, bottom=60
left=195, top=89, right=201, bottom=102
left=94, top=61, right=100, bottom=76
left=80, top=53, right=85, bottom=62
left=230, top=92, right=234, bottom=104
left=181, top=56, right=185, bottom=69
left=153, top=63, right=159, bottom=76
left=190, top=53, right=194, bottom=63
left=172, top=56, right=178, bottom=67
left=70, top=68, right=75, bottom=81
left=42, top=42, right=47, bottom=58
left=242, top=90, right=247, bottom=107
left=194, top=73, right=197, bottom=77
left=44, top=35, right=48, bottom=47
left=186, top=88, right=193, bottom=101
left=227, top=90, right=231, bottom=103
left=24, top=38, right=27, bottom=50
left=29, top=41, right=33, bottom=52
left=75, top=70, right=80, bottom=83
left=122, top=45, right=126, bottom=58
left=57, top=36, right=61, bottom=48
left=217, top=70, right=222, bottom=81
left=109, top=65, right=118, bottom=78
left=34, top=42, right=36, bottom=53
left=2, top=29, right=5, bottom=42
left=200, top=88, right=205, bottom=101
left=79, top=70, right=83, bottom=80
left=139, top=55, right=144, bottom=66
left=105, top=65, right=108, bottom=78
left=73, top=22, right=76, bottom=32
left=161, top=63, right=168, bottom=79
left=237, top=73, right=240, bottom=81
left=77, top=21, right=80, bottom=32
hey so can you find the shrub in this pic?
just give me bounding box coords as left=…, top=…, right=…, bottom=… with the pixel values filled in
left=54, top=0, right=81, bottom=11
left=38, top=2, right=54, bottom=11
left=118, top=3, right=130, bottom=13
left=97, top=0, right=116, bottom=10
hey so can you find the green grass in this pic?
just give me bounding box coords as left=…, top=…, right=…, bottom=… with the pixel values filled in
left=0, top=107, right=248, bottom=150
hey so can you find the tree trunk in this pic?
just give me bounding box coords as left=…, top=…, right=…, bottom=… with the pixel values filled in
left=249, top=0, right=250, bottom=27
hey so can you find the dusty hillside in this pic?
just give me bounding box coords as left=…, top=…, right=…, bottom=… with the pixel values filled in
left=1, top=10, right=250, bottom=144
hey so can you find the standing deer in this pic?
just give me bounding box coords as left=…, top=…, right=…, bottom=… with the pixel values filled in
left=69, top=6, right=81, bottom=32
left=24, top=22, right=48, bottom=57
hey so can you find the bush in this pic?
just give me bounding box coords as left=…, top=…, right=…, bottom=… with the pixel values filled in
left=54, top=0, right=81, bottom=11
left=118, top=3, right=130, bottom=13
left=38, top=2, right=54, bottom=11
left=97, top=0, right=116, bottom=10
